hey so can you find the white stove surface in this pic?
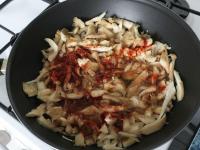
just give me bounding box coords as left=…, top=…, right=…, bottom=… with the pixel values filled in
left=0, top=0, right=199, bottom=150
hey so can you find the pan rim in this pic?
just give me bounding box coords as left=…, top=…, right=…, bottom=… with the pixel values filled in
left=6, top=0, right=200, bottom=150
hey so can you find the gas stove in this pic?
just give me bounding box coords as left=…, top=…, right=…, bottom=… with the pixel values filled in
left=0, top=0, right=200, bottom=150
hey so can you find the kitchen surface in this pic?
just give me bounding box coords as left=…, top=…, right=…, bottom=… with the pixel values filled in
left=0, top=0, right=200, bottom=150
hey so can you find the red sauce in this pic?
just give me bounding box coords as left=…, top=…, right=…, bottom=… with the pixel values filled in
left=48, top=48, right=90, bottom=87
left=158, top=85, right=166, bottom=92
left=79, top=113, right=103, bottom=136
left=95, top=55, right=122, bottom=83
left=76, top=48, right=90, bottom=58
left=149, top=73, right=159, bottom=84
left=66, top=51, right=78, bottom=65
left=143, top=37, right=148, bottom=47
left=128, top=49, right=137, bottom=57
left=110, top=111, right=132, bottom=119
left=64, top=95, right=102, bottom=114
left=80, top=121, right=99, bottom=137
left=50, top=67, right=66, bottom=83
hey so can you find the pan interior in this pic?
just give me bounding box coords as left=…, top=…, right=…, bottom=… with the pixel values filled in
left=6, top=0, right=200, bottom=150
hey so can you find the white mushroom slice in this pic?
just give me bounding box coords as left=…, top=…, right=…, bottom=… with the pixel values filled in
left=100, top=124, right=109, bottom=134
left=133, top=69, right=149, bottom=85
left=23, top=81, right=37, bottom=97
left=132, top=24, right=141, bottom=39
left=103, top=115, right=116, bottom=125
left=85, top=61, right=99, bottom=72
left=119, top=132, right=137, bottom=138
left=37, top=116, right=54, bottom=129
left=102, top=94, right=129, bottom=103
left=169, top=54, right=177, bottom=80
left=145, top=108, right=153, bottom=117
left=37, top=81, right=46, bottom=91
left=85, top=12, right=106, bottom=25
left=101, top=105, right=125, bottom=113
left=26, top=103, right=46, bottom=117
left=73, top=17, right=85, bottom=29
left=123, top=31, right=135, bottom=47
left=65, top=124, right=73, bottom=134
left=123, top=20, right=134, bottom=29
left=130, top=96, right=146, bottom=109
left=136, top=51, right=157, bottom=63
left=122, top=137, right=139, bottom=148
left=174, top=70, right=184, bottom=101
left=37, top=89, right=51, bottom=101
left=37, top=83, right=60, bottom=102
left=139, top=86, right=157, bottom=97
left=140, top=115, right=166, bottom=135
left=159, top=81, right=176, bottom=119
left=109, top=92, right=122, bottom=97
left=123, top=119, right=131, bottom=131
left=86, top=24, right=96, bottom=35
left=159, top=50, right=170, bottom=73
left=91, top=89, right=106, bottom=97
left=100, top=40, right=110, bottom=46
left=154, top=107, right=162, bottom=114
left=137, top=115, right=156, bottom=124
left=127, top=85, right=139, bottom=98
left=72, top=26, right=79, bottom=34
left=115, top=18, right=123, bottom=27
left=45, top=38, right=58, bottom=52
left=46, top=90, right=61, bottom=102
left=98, top=26, right=114, bottom=38
left=145, top=38, right=153, bottom=46
left=47, top=106, right=64, bottom=119
left=66, top=41, right=78, bottom=47
left=122, top=70, right=137, bottom=80
left=66, top=92, right=84, bottom=99
left=45, top=38, right=59, bottom=61
left=83, top=45, right=114, bottom=52
left=48, top=51, right=59, bottom=62
left=85, top=34, right=107, bottom=39
left=75, top=133, right=85, bottom=146
left=96, top=19, right=113, bottom=29
left=124, top=63, right=132, bottom=72
left=77, top=58, right=89, bottom=67
left=60, top=32, right=67, bottom=42
left=127, top=70, right=149, bottom=97
left=91, top=51, right=99, bottom=61
left=104, top=78, right=126, bottom=96
left=81, top=106, right=100, bottom=115
left=152, top=41, right=170, bottom=55
left=36, top=68, right=48, bottom=80
left=57, top=117, right=68, bottom=126
left=79, top=40, right=92, bottom=47
left=129, top=122, right=144, bottom=134
left=85, top=138, right=95, bottom=146
left=110, top=23, right=120, bottom=33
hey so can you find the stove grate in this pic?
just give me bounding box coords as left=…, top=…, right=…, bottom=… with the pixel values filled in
left=153, top=0, right=190, bottom=18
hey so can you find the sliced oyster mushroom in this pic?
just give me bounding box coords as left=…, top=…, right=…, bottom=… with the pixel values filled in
left=174, top=70, right=184, bottom=101
left=85, top=12, right=106, bottom=25
left=73, top=17, right=85, bottom=29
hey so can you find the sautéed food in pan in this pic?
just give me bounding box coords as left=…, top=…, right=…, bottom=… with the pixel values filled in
left=22, top=12, right=184, bottom=150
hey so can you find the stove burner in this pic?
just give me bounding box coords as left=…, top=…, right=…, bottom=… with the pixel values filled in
left=154, top=0, right=190, bottom=18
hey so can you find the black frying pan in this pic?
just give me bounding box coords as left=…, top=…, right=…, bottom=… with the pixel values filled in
left=4, top=0, right=200, bottom=149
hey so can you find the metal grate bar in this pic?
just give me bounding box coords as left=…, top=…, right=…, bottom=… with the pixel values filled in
left=0, top=24, right=15, bottom=35
left=0, top=0, right=13, bottom=10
